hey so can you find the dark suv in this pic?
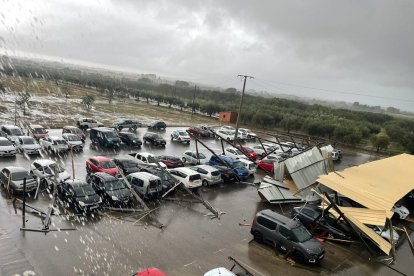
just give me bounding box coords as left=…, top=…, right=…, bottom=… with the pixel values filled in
left=143, top=132, right=166, bottom=147
left=57, top=179, right=102, bottom=214
left=87, top=172, right=132, bottom=207
left=251, top=209, right=325, bottom=264
left=112, top=119, right=141, bottom=131
left=147, top=121, right=167, bottom=130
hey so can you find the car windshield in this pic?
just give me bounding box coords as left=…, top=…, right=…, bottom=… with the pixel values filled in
left=10, top=128, right=24, bottom=136
left=11, top=171, right=31, bottom=181
left=243, top=147, right=253, bottom=153
left=104, top=132, right=118, bottom=138
left=0, top=140, right=12, bottom=146
left=232, top=161, right=244, bottom=169
left=22, top=137, right=36, bottom=144
left=234, top=149, right=243, bottom=155
left=104, top=179, right=126, bottom=191
left=147, top=156, right=158, bottom=163
left=74, top=185, right=96, bottom=197
left=66, top=135, right=81, bottom=141
left=55, top=139, right=67, bottom=144
left=100, top=161, right=116, bottom=169
left=291, top=225, right=313, bottom=243
left=124, top=133, right=138, bottom=139
left=154, top=134, right=163, bottom=139
left=178, top=131, right=187, bottom=136
left=196, top=153, right=206, bottom=159
left=122, top=160, right=139, bottom=168
left=44, top=163, right=65, bottom=174
left=33, top=128, right=47, bottom=134
left=72, top=128, right=83, bottom=134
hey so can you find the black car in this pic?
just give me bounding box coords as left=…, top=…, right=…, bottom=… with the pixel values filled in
left=212, top=165, right=237, bottom=183
left=112, top=157, right=143, bottom=175
left=140, top=167, right=179, bottom=192
left=112, top=119, right=142, bottom=131
left=57, top=179, right=102, bottom=214
left=291, top=206, right=351, bottom=240
left=118, top=132, right=142, bottom=147
left=143, top=132, right=166, bottom=147
left=0, top=167, right=38, bottom=194
left=87, top=172, right=132, bottom=206
left=147, top=121, right=167, bottom=130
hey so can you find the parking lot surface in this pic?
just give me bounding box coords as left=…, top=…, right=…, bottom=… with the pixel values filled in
left=0, top=127, right=412, bottom=275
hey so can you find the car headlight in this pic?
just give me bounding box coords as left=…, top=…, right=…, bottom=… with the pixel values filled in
left=111, top=196, right=119, bottom=201
left=79, top=201, right=85, bottom=207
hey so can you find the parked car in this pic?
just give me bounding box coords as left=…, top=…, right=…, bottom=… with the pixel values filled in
left=251, top=209, right=325, bottom=264
left=157, top=155, right=184, bottom=168
left=87, top=172, right=132, bottom=206
left=134, top=268, right=167, bottom=276
left=168, top=167, right=202, bottom=189
left=0, top=167, right=37, bottom=194
left=147, top=121, right=167, bottom=130
left=1, top=125, right=25, bottom=144
left=39, top=136, right=69, bottom=153
left=255, top=159, right=276, bottom=172
left=236, top=145, right=257, bottom=161
left=207, top=155, right=249, bottom=181
left=224, top=147, right=247, bottom=160
left=76, top=117, right=104, bottom=130
left=30, top=159, right=71, bottom=185
left=126, top=172, right=163, bottom=198
left=200, top=125, right=215, bottom=137
left=220, top=125, right=235, bottom=131
left=291, top=206, right=351, bottom=240
left=29, top=124, right=49, bottom=140
left=57, top=179, right=102, bottom=214
left=238, top=128, right=257, bottom=139
left=366, top=224, right=399, bottom=244
left=189, top=165, right=222, bottom=186
left=86, top=156, right=120, bottom=176
left=62, top=134, right=84, bottom=151
left=182, top=150, right=207, bottom=165
left=251, top=143, right=281, bottom=157
left=118, top=132, right=142, bottom=147
left=171, top=130, right=190, bottom=144
left=332, top=149, right=342, bottom=161
left=187, top=126, right=209, bottom=137
left=204, top=268, right=236, bottom=276
left=112, top=119, right=141, bottom=131
left=112, top=157, right=143, bottom=175
left=128, top=152, right=168, bottom=168
left=139, top=167, right=179, bottom=192
left=143, top=132, right=166, bottom=147
left=238, top=159, right=256, bottom=176
left=90, top=127, right=121, bottom=148
left=215, top=129, right=235, bottom=141
left=212, top=165, right=237, bottom=183
left=62, top=126, right=86, bottom=142
left=15, top=136, right=41, bottom=155
left=0, top=137, right=17, bottom=157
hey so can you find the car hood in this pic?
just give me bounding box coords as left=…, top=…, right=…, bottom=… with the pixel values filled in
left=124, top=167, right=141, bottom=174
left=108, top=137, right=121, bottom=143
left=12, top=177, right=37, bottom=187
left=0, top=145, right=16, bottom=151
left=21, top=144, right=41, bottom=150
left=58, top=171, right=71, bottom=182
left=77, top=193, right=101, bottom=205
left=100, top=168, right=119, bottom=175
left=233, top=167, right=249, bottom=175
left=107, top=189, right=131, bottom=200
left=301, top=238, right=324, bottom=255
left=67, top=141, right=83, bottom=146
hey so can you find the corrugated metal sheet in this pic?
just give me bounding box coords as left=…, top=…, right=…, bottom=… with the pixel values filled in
left=258, top=181, right=303, bottom=204
left=317, top=153, right=414, bottom=211
left=321, top=206, right=393, bottom=226
left=283, top=147, right=327, bottom=202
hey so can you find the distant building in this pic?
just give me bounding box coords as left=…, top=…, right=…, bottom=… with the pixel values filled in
left=219, top=111, right=238, bottom=124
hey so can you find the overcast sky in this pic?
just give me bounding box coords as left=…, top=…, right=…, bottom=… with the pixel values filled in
left=1, top=0, right=414, bottom=111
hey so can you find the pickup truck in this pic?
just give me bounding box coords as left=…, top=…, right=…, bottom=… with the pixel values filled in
left=128, top=152, right=167, bottom=168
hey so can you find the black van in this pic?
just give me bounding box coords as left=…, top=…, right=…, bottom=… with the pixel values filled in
left=90, top=127, right=121, bottom=148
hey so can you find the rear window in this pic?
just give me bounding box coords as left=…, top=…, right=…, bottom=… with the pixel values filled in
left=211, top=170, right=220, bottom=176
left=257, top=216, right=277, bottom=230
left=189, top=174, right=201, bottom=181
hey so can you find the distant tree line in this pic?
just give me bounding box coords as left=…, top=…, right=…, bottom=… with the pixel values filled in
left=2, top=61, right=414, bottom=153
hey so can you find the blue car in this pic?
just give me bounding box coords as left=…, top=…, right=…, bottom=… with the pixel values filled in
left=207, top=155, right=249, bottom=181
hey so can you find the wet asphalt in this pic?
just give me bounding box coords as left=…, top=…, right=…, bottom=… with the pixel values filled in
left=0, top=127, right=412, bottom=276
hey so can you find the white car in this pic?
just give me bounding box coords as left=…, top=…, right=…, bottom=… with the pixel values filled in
left=224, top=147, right=247, bottom=160
left=15, top=136, right=41, bottom=155
left=189, top=165, right=222, bottom=186
left=251, top=143, right=279, bottom=156
left=171, top=129, right=191, bottom=144
left=204, top=267, right=236, bottom=276
left=392, top=204, right=410, bottom=219
left=30, top=159, right=70, bottom=185
left=220, top=125, right=235, bottom=131
left=76, top=117, right=103, bottom=130
left=39, top=136, right=69, bottom=153
left=265, top=153, right=285, bottom=162
left=0, top=125, right=25, bottom=144
left=238, top=158, right=256, bottom=175
left=182, top=150, right=207, bottom=165
left=133, top=152, right=167, bottom=168
left=215, top=129, right=235, bottom=141
left=168, top=167, right=202, bottom=189
left=239, top=128, right=257, bottom=138
left=367, top=224, right=399, bottom=244
left=0, top=137, right=16, bottom=157
left=62, top=133, right=84, bottom=151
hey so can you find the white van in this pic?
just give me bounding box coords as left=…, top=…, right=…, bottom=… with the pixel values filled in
left=238, top=158, right=256, bottom=176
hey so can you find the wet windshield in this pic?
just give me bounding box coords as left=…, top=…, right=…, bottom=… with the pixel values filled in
left=33, top=128, right=47, bottom=134
left=67, top=135, right=81, bottom=141
left=147, top=156, right=158, bottom=163
left=100, top=161, right=116, bottom=169
left=123, top=160, right=139, bottom=168
left=44, top=163, right=65, bottom=174
left=11, top=171, right=31, bottom=181
left=233, top=161, right=244, bottom=169
left=22, top=137, right=36, bottom=145
left=104, top=179, right=126, bottom=191
left=0, top=140, right=12, bottom=146
left=10, top=128, right=24, bottom=136
left=291, top=225, right=313, bottom=243
left=124, top=133, right=138, bottom=139
left=74, top=185, right=96, bottom=197
left=104, top=132, right=118, bottom=139
left=196, top=153, right=206, bottom=159
left=178, top=131, right=187, bottom=136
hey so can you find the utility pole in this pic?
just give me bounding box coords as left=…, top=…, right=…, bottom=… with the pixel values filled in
left=14, top=96, right=17, bottom=125
left=192, top=85, right=197, bottom=115
left=234, top=74, right=254, bottom=140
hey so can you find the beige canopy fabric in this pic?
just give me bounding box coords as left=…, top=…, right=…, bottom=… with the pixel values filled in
left=317, top=154, right=414, bottom=212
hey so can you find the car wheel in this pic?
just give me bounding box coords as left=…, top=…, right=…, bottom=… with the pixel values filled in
left=202, top=180, right=208, bottom=187
left=182, top=157, right=186, bottom=163
left=293, top=251, right=306, bottom=264
left=253, top=231, right=263, bottom=243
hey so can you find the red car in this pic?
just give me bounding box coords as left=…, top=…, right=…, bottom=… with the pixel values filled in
left=86, top=156, right=120, bottom=176
left=187, top=126, right=209, bottom=137
left=255, top=159, right=276, bottom=172
left=238, top=146, right=257, bottom=161
left=135, top=268, right=167, bottom=276
left=29, top=124, right=49, bottom=140
left=157, top=155, right=184, bottom=168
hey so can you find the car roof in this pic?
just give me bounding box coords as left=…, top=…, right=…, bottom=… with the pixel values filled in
left=30, top=124, right=44, bottom=128
left=63, top=179, right=88, bottom=186
left=93, top=172, right=117, bottom=180
left=63, top=133, right=78, bottom=137
left=194, top=165, right=217, bottom=171
left=0, top=137, right=10, bottom=141
left=49, top=136, right=64, bottom=140
left=33, top=159, right=56, bottom=166
left=3, top=166, right=28, bottom=173
left=258, top=209, right=301, bottom=228
left=2, top=125, right=21, bottom=129
left=139, top=152, right=154, bottom=157
left=63, top=125, right=79, bottom=129
left=113, top=156, right=137, bottom=162
left=171, top=167, right=199, bottom=175
left=119, top=131, right=135, bottom=135
left=91, top=156, right=111, bottom=162
left=91, top=127, right=113, bottom=132
left=238, top=159, right=254, bottom=165
left=128, top=172, right=160, bottom=180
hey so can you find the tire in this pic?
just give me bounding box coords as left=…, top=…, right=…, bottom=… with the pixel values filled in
left=182, top=157, right=186, bottom=163
left=293, top=251, right=306, bottom=264
left=202, top=180, right=208, bottom=187
left=253, top=231, right=263, bottom=243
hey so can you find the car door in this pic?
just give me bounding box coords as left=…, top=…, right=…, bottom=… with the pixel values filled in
left=256, top=216, right=277, bottom=245
left=277, top=225, right=296, bottom=252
